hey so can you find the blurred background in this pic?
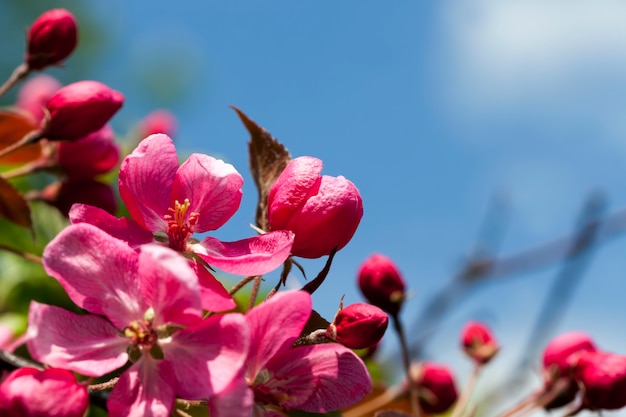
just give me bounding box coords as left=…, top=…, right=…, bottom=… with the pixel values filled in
left=2, top=0, right=626, bottom=415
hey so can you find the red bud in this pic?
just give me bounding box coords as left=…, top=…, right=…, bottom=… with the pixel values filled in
left=327, top=302, right=388, bottom=349
left=26, top=9, right=78, bottom=70
left=139, top=109, right=177, bottom=138
left=574, top=351, right=626, bottom=411
left=461, top=321, right=499, bottom=365
left=411, top=362, right=458, bottom=414
left=357, top=253, right=406, bottom=316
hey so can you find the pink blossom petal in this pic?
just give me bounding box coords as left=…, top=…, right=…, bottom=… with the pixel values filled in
left=108, top=359, right=176, bottom=417
left=207, top=371, right=254, bottom=417
left=191, top=262, right=236, bottom=312
left=162, top=312, right=249, bottom=400
left=137, top=244, right=202, bottom=326
left=268, top=344, right=372, bottom=413
left=245, top=290, right=311, bottom=378
left=27, top=302, right=128, bottom=377
left=192, top=231, right=294, bottom=276
left=43, top=223, right=145, bottom=328
left=69, top=203, right=154, bottom=247
left=119, top=134, right=178, bottom=232
left=171, top=153, right=243, bottom=232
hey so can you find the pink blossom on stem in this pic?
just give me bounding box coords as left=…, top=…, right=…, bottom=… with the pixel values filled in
left=326, top=302, right=388, bottom=349
left=357, top=253, right=406, bottom=317
left=69, top=134, right=294, bottom=311
left=573, top=351, right=626, bottom=411
left=15, top=74, right=61, bottom=122
left=42, top=80, right=124, bottom=141
left=27, top=223, right=250, bottom=417
left=25, top=9, right=78, bottom=70
left=268, top=156, right=363, bottom=259
left=0, top=367, right=88, bottom=417
left=460, top=321, right=499, bottom=365
left=245, top=290, right=372, bottom=416
left=410, top=362, right=458, bottom=414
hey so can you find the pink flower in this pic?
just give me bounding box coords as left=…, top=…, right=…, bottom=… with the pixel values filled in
left=326, top=302, right=388, bottom=349
left=268, top=156, right=363, bottom=259
left=245, top=290, right=372, bottom=416
left=573, top=351, right=626, bottom=411
left=357, top=253, right=406, bottom=317
left=69, top=134, right=294, bottom=311
left=27, top=223, right=250, bottom=417
left=0, top=367, right=88, bottom=417
left=42, top=80, right=124, bottom=141
left=25, top=9, right=78, bottom=70
left=16, top=74, right=61, bottom=122
left=460, top=321, right=499, bottom=365
left=56, top=124, right=120, bottom=178
left=410, top=362, right=458, bottom=414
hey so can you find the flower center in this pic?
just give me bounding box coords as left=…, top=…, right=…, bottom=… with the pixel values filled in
left=124, top=319, right=157, bottom=349
left=164, top=199, right=200, bottom=252
left=250, top=369, right=295, bottom=409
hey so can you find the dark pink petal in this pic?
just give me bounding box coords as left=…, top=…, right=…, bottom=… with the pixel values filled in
left=193, top=231, right=294, bottom=276
left=69, top=203, right=154, bottom=247
left=27, top=302, right=128, bottom=377
left=245, top=290, right=311, bottom=378
left=171, top=154, right=243, bottom=232
left=108, top=359, right=176, bottom=417
left=270, top=344, right=371, bottom=412
left=0, top=367, right=88, bottom=417
left=57, top=124, right=120, bottom=178
left=207, top=370, right=254, bottom=417
left=267, top=156, right=323, bottom=230
left=119, top=134, right=178, bottom=232
left=191, top=262, right=236, bottom=312
left=162, top=313, right=249, bottom=400
left=137, top=244, right=202, bottom=326
left=43, top=223, right=145, bottom=328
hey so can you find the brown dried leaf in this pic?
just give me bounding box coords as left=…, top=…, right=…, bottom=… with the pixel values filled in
left=0, top=110, right=42, bottom=165
left=0, top=176, right=32, bottom=229
left=231, top=106, right=290, bottom=231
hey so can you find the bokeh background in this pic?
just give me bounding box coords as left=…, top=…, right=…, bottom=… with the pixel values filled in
left=2, top=1, right=626, bottom=415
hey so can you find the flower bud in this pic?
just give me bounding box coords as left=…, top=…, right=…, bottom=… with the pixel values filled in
left=42, top=80, right=124, bottom=141
left=139, top=109, right=177, bottom=138
left=268, top=156, right=363, bottom=258
left=327, top=302, right=388, bottom=349
left=41, top=178, right=117, bottom=216
left=573, top=351, right=626, bottom=411
left=410, top=362, right=458, bottom=414
left=16, top=74, right=61, bottom=122
left=0, top=367, right=88, bottom=417
left=541, top=331, right=597, bottom=409
left=461, top=321, right=499, bottom=365
left=357, top=253, right=406, bottom=316
left=56, top=124, right=120, bottom=178
left=25, top=9, right=78, bottom=70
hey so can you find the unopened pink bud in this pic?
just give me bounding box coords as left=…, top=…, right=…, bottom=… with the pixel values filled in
left=42, top=178, right=117, bottom=216
left=357, top=253, right=406, bottom=316
left=410, top=362, right=458, bottom=414
left=268, top=156, right=363, bottom=258
left=461, top=321, right=499, bottom=365
left=16, top=74, right=61, bottom=122
left=25, top=9, right=78, bottom=70
left=139, top=109, right=177, bottom=138
left=56, top=124, right=120, bottom=178
left=541, top=331, right=597, bottom=409
left=0, top=367, right=88, bottom=417
left=574, top=351, right=626, bottom=411
left=42, top=80, right=124, bottom=141
left=327, top=302, right=388, bottom=349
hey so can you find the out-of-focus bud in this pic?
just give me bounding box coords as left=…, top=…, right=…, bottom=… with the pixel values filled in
left=56, top=124, right=120, bottom=178
left=0, top=367, right=88, bottom=417
left=41, top=80, right=124, bottom=141
left=410, top=362, right=458, bottom=414
left=541, top=331, right=597, bottom=409
left=326, top=302, right=388, bottom=349
left=461, top=321, right=499, bottom=365
left=573, top=351, right=626, bottom=411
left=139, top=109, right=177, bottom=138
left=41, top=178, right=117, bottom=216
left=15, top=74, right=61, bottom=122
left=268, top=156, right=363, bottom=258
left=357, top=253, right=406, bottom=317
left=25, top=9, right=78, bottom=71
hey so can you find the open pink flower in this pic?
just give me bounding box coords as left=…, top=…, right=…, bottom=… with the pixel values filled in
left=69, top=134, right=294, bottom=311
left=27, top=223, right=250, bottom=417
left=245, top=290, right=372, bottom=416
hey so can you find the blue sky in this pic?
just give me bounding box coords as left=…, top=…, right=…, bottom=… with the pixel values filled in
left=5, top=1, right=626, bottom=412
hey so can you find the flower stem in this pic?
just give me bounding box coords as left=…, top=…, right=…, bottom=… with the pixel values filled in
left=0, top=63, right=29, bottom=99
left=392, top=314, right=420, bottom=417
left=88, top=377, right=119, bottom=393
left=301, top=247, right=337, bottom=294
left=247, top=275, right=262, bottom=311
left=343, top=385, right=404, bottom=417
left=0, top=244, right=42, bottom=264
left=450, top=363, right=482, bottom=417
left=0, top=129, right=44, bottom=161
left=229, top=275, right=258, bottom=297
